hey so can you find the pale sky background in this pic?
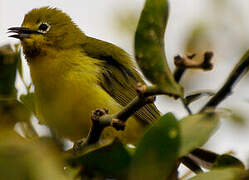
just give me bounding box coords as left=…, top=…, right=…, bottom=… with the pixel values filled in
left=0, top=0, right=249, bottom=170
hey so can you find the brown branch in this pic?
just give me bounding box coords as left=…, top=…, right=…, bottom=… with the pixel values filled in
left=180, top=98, right=192, bottom=115
left=200, top=50, right=249, bottom=112
left=73, top=52, right=216, bottom=151
left=173, top=55, right=187, bottom=83
left=72, top=50, right=249, bottom=174
left=73, top=85, right=163, bottom=152
left=181, top=50, right=249, bottom=172
left=174, top=52, right=213, bottom=70
left=173, top=52, right=213, bottom=83
left=173, top=52, right=213, bottom=115
left=174, top=67, right=186, bottom=83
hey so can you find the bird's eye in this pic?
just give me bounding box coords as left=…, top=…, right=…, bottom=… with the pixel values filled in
left=38, top=23, right=50, bottom=33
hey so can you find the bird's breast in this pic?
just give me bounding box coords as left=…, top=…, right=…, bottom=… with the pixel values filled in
left=28, top=52, right=119, bottom=140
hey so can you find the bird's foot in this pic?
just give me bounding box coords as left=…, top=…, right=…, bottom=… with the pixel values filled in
left=91, top=108, right=109, bottom=123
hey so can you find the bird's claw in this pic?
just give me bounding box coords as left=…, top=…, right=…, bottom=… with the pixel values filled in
left=91, top=108, right=109, bottom=122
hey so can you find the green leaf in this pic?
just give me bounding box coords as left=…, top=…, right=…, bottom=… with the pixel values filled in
left=184, top=91, right=215, bottom=106
left=0, top=130, right=69, bottom=180
left=68, top=139, right=131, bottom=177
left=189, top=168, right=244, bottom=180
left=0, top=99, right=31, bottom=128
left=135, top=0, right=183, bottom=97
left=0, top=44, right=18, bottom=98
left=212, top=154, right=245, bottom=170
left=129, top=113, right=180, bottom=180
left=179, top=113, right=219, bottom=157
left=20, top=92, right=36, bottom=115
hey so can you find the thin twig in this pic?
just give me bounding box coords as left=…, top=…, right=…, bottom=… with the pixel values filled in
left=200, top=50, right=249, bottom=112
left=173, top=52, right=213, bottom=115
left=174, top=67, right=186, bottom=83
left=173, top=52, right=213, bottom=83
left=174, top=52, right=213, bottom=70
left=180, top=98, right=192, bottom=115
left=73, top=85, right=164, bottom=152
left=185, top=50, right=249, bottom=170
left=173, top=55, right=187, bottom=83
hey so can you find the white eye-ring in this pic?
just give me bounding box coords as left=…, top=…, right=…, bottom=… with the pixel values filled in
left=37, top=22, right=51, bottom=33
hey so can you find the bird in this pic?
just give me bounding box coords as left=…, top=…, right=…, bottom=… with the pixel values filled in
left=8, top=7, right=160, bottom=144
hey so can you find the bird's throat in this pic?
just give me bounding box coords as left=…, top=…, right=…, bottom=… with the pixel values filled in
left=23, top=47, right=42, bottom=62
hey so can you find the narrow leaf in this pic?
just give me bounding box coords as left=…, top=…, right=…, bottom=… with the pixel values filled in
left=184, top=91, right=215, bottom=106
left=135, top=0, right=183, bottom=97
left=129, top=113, right=180, bottom=180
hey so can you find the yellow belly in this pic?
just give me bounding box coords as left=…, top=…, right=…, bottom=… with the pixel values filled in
left=30, top=51, right=145, bottom=143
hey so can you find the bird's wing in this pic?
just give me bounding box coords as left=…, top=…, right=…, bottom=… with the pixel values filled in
left=81, top=37, right=160, bottom=124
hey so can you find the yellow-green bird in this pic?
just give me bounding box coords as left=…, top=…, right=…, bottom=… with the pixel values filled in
left=9, top=7, right=160, bottom=144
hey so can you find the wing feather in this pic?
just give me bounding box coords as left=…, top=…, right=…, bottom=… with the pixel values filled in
left=81, top=37, right=160, bottom=124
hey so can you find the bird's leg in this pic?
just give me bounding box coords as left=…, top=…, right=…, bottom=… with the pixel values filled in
left=73, top=84, right=158, bottom=153
left=73, top=108, right=110, bottom=152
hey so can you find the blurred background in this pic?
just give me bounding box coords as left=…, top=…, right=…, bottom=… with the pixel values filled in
left=0, top=0, right=249, bottom=168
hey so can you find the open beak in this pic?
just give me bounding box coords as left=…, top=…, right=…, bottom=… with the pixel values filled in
left=8, top=27, right=42, bottom=40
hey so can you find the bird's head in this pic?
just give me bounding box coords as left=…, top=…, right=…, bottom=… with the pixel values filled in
left=8, top=7, right=86, bottom=58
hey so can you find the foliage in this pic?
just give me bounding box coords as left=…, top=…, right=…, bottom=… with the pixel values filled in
left=129, top=113, right=180, bottom=180
left=179, top=113, right=219, bottom=157
left=0, top=0, right=249, bottom=179
left=135, top=0, right=183, bottom=97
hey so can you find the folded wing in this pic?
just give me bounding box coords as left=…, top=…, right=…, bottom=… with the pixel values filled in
left=81, top=37, right=160, bottom=125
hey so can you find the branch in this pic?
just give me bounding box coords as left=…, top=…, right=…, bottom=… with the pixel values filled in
left=182, top=50, right=249, bottom=172
left=173, top=52, right=213, bottom=115
left=73, top=52, right=215, bottom=152
left=180, top=98, right=192, bottom=115
left=174, top=67, right=186, bottom=83
left=173, top=52, right=213, bottom=82
left=200, top=50, right=249, bottom=112
left=73, top=85, right=164, bottom=152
